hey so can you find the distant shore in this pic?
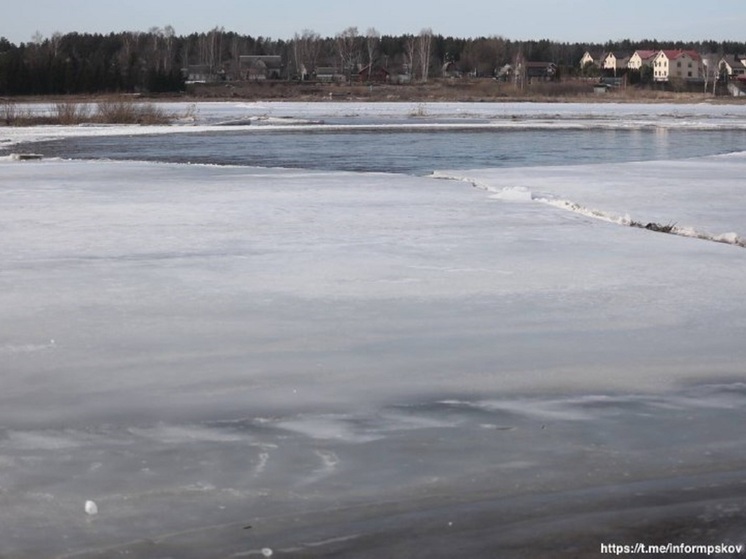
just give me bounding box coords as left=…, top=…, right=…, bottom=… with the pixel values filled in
left=5, top=79, right=746, bottom=105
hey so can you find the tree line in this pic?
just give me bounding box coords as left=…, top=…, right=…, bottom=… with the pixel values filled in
left=1, top=27, right=745, bottom=95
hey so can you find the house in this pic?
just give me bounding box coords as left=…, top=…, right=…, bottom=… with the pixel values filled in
left=357, top=64, right=390, bottom=83
left=239, top=55, right=283, bottom=81
left=182, top=64, right=221, bottom=83
left=525, top=62, right=557, bottom=81
left=314, top=67, right=345, bottom=83
left=652, top=50, right=703, bottom=82
left=579, top=50, right=604, bottom=71
left=442, top=61, right=460, bottom=78
left=627, top=50, right=658, bottom=70
left=601, top=52, right=630, bottom=75
left=495, top=64, right=513, bottom=82
left=513, top=53, right=557, bottom=85
left=719, top=55, right=746, bottom=78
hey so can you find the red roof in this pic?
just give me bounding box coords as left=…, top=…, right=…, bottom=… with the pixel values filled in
left=659, top=50, right=701, bottom=61
left=634, top=50, right=658, bottom=60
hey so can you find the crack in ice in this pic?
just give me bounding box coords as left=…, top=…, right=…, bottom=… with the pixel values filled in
left=433, top=173, right=746, bottom=249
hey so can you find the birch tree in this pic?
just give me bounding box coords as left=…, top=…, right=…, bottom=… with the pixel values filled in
left=365, top=27, right=380, bottom=80
left=404, top=35, right=417, bottom=81
left=416, top=28, right=433, bottom=82
left=231, top=35, right=241, bottom=80
left=336, top=26, right=360, bottom=83
left=292, top=29, right=321, bottom=79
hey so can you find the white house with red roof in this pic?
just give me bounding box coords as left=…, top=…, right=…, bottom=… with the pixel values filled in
left=627, top=50, right=658, bottom=70
left=652, top=50, right=704, bottom=81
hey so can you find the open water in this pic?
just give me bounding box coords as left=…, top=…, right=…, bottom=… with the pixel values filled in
left=31, top=127, right=746, bottom=174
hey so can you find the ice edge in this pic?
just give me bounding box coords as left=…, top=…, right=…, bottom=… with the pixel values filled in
left=432, top=173, right=746, bottom=249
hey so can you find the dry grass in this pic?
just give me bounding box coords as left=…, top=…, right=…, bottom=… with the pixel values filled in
left=95, top=100, right=171, bottom=124
left=1, top=99, right=26, bottom=125
left=0, top=98, right=177, bottom=126
left=53, top=101, right=91, bottom=124
left=183, top=78, right=734, bottom=104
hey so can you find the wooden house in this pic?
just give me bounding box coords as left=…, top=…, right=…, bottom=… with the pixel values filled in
left=239, top=55, right=283, bottom=81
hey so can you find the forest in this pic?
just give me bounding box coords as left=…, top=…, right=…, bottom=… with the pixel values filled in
left=1, top=26, right=745, bottom=95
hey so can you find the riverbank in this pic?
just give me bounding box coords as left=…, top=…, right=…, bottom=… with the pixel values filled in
left=173, top=79, right=746, bottom=104
left=4, top=78, right=745, bottom=105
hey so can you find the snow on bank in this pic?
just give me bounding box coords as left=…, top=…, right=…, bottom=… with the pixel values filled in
left=433, top=151, right=746, bottom=248
left=4, top=101, right=746, bottom=150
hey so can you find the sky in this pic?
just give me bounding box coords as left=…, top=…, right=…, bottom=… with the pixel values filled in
left=2, top=0, right=746, bottom=45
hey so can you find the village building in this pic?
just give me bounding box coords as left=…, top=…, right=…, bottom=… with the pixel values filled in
left=601, top=52, right=630, bottom=76
left=579, top=51, right=604, bottom=70
left=627, top=50, right=658, bottom=70
left=357, top=64, right=390, bottom=83
left=719, top=54, right=746, bottom=78
left=652, top=50, right=703, bottom=81
left=514, top=53, right=557, bottom=85
left=182, top=64, right=223, bottom=83
left=239, top=55, right=283, bottom=81
left=314, top=67, right=345, bottom=83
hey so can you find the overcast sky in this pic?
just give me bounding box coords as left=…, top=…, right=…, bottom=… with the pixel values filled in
left=4, top=0, right=746, bottom=45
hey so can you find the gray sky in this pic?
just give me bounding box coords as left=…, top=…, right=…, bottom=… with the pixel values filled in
left=3, top=0, right=746, bottom=44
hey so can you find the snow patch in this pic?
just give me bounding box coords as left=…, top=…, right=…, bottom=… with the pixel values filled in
left=489, top=186, right=535, bottom=202
left=127, top=424, right=248, bottom=444
left=84, top=500, right=98, bottom=515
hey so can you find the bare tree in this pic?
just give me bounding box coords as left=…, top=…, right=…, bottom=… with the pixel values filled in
left=303, top=30, right=322, bottom=76
left=148, top=27, right=163, bottom=71
left=231, top=35, right=241, bottom=80
left=703, top=48, right=724, bottom=96
left=461, top=37, right=502, bottom=77
left=162, top=25, right=176, bottom=72
left=336, top=26, right=360, bottom=83
left=416, top=28, right=433, bottom=82
left=198, top=27, right=223, bottom=74
left=120, top=31, right=143, bottom=85
left=291, top=32, right=306, bottom=78
left=365, top=27, right=380, bottom=80
left=50, top=32, right=62, bottom=58
left=291, top=29, right=321, bottom=79
left=404, top=35, right=417, bottom=81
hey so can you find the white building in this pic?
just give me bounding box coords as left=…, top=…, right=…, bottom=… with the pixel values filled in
left=601, top=52, right=630, bottom=75
left=579, top=51, right=604, bottom=70
left=652, top=50, right=703, bottom=82
left=627, top=50, right=658, bottom=71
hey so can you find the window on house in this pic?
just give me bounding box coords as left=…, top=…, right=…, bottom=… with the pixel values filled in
left=677, top=61, right=682, bottom=67
left=688, top=71, right=692, bottom=77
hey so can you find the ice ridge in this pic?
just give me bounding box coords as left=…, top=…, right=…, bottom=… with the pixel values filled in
left=433, top=172, right=745, bottom=249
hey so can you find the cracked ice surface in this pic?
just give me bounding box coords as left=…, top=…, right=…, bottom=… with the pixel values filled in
left=1, top=153, right=746, bottom=556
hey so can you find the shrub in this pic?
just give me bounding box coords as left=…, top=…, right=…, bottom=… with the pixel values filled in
left=1, top=100, right=19, bottom=125
left=53, top=101, right=90, bottom=124
left=95, top=100, right=171, bottom=124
